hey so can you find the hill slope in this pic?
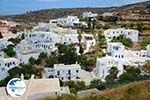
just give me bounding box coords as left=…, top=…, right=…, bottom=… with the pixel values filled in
left=84, top=80, right=150, bottom=100
left=0, top=1, right=149, bottom=23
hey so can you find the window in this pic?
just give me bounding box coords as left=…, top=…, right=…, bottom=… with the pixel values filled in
left=13, top=62, right=15, bottom=65
left=76, top=70, right=79, bottom=73
left=68, top=70, right=71, bottom=74
left=61, top=77, right=64, bottom=80
left=68, top=77, right=71, bottom=80
left=57, top=71, right=60, bottom=75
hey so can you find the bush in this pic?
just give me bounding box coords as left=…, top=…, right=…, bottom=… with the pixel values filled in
left=90, top=79, right=106, bottom=90
left=140, top=36, right=150, bottom=47
left=56, top=94, right=76, bottom=100
left=64, top=81, right=86, bottom=94
left=103, top=24, right=111, bottom=29
left=4, top=45, right=16, bottom=57
left=112, top=35, right=133, bottom=47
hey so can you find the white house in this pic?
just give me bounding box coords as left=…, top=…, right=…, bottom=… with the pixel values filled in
left=16, top=40, right=42, bottom=64
left=96, top=42, right=150, bottom=79
left=96, top=56, right=124, bottom=78
left=24, top=31, right=61, bottom=54
left=61, top=33, right=79, bottom=45
left=83, top=12, right=97, bottom=18
left=0, top=58, right=19, bottom=69
left=44, top=64, right=81, bottom=81
left=25, top=31, right=61, bottom=44
left=82, top=34, right=96, bottom=53
left=104, top=28, right=139, bottom=42
left=50, top=16, right=80, bottom=27
left=61, top=33, right=96, bottom=54
left=107, top=42, right=125, bottom=55
left=102, top=12, right=114, bottom=17
left=0, top=58, right=19, bottom=80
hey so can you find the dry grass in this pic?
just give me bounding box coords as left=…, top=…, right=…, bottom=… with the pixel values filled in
left=38, top=80, right=150, bottom=100
left=89, top=80, right=150, bottom=100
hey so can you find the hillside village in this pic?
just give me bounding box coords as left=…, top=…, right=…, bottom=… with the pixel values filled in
left=0, top=1, right=150, bottom=100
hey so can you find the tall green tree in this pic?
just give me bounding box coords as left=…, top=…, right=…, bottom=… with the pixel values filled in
left=140, top=36, right=150, bottom=47
left=58, top=44, right=78, bottom=64
left=29, top=57, right=37, bottom=65
left=4, top=45, right=16, bottom=57
left=106, top=67, right=119, bottom=81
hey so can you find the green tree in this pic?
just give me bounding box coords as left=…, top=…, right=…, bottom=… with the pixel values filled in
left=87, top=17, right=92, bottom=29
left=106, top=67, right=119, bottom=81
left=29, top=57, right=36, bottom=65
left=90, top=79, right=106, bottom=90
left=38, top=52, right=48, bottom=65
left=8, top=37, right=21, bottom=45
left=98, top=33, right=106, bottom=49
left=58, top=44, right=78, bottom=64
left=77, top=55, right=88, bottom=69
left=119, top=67, right=141, bottom=82
left=136, top=22, right=144, bottom=32
left=103, top=24, right=111, bottom=29
left=4, top=45, right=16, bottom=57
left=45, top=54, right=57, bottom=68
left=77, top=31, right=84, bottom=54
left=64, top=81, right=86, bottom=94
left=112, top=35, right=133, bottom=47
left=140, top=36, right=150, bottom=47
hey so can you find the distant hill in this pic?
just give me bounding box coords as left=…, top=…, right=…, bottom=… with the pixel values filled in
left=0, top=1, right=149, bottom=23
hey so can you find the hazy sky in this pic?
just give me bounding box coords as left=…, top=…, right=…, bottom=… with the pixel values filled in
left=0, top=0, right=147, bottom=15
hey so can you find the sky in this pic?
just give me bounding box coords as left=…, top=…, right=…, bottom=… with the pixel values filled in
left=0, top=0, right=148, bottom=15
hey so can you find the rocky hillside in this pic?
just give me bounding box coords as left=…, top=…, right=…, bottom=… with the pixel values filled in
left=0, top=1, right=149, bottom=23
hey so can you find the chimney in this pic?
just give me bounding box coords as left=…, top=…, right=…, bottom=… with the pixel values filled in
left=21, top=74, right=24, bottom=80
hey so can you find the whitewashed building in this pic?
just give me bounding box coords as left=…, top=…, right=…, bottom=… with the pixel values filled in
left=102, top=12, right=114, bottom=17
left=82, top=34, right=96, bottom=53
left=50, top=16, right=80, bottom=27
left=104, top=28, right=139, bottom=42
left=61, top=33, right=96, bottom=54
left=0, top=58, right=19, bottom=70
left=16, top=40, right=42, bottom=64
left=96, top=42, right=150, bottom=79
left=61, top=33, right=79, bottom=45
left=83, top=12, right=97, bottom=18
left=44, top=64, right=81, bottom=81
left=0, top=58, right=19, bottom=80
left=96, top=56, right=124, bottom=78
left=107, top=42, right=125, bottom=55
left=24, top=31, right=61, bottom=54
